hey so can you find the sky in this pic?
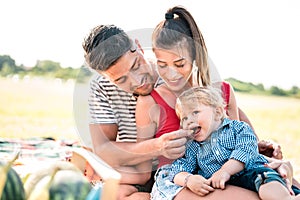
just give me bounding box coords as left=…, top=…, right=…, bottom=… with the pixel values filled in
left=1, top=0, right=299, bottom=89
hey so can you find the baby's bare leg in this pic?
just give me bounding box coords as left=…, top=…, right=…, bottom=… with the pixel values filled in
left=259, top=181, right=293, bottom=200
left=175, top=185, right=259, bottom=200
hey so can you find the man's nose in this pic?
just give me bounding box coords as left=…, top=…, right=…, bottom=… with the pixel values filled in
left=129, top=71, right=142, bottom=86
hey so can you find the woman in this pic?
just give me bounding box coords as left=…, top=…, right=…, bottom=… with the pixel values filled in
left=136, top=5, right=293, bottom=200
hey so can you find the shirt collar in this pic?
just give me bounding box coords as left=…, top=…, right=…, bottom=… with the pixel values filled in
left=217, top=118, right=231, bottom=130
left=197, top=118, right=231, bottom=145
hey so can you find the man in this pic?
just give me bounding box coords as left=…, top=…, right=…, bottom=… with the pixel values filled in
left=83, top=24, right=190, bottom=164
left=83, top=25, right=191, bottom=198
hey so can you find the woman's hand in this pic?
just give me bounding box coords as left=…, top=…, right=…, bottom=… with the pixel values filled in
left=258, top=140, right=283, bottom=159
left=264, top=159, right=294, bottom=195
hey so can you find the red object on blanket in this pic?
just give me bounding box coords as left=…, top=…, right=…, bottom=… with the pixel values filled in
left=84, top=161, right=102, bottom=183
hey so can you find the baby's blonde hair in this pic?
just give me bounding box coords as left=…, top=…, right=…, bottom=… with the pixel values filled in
left=175, top=86, right=226, bottom=120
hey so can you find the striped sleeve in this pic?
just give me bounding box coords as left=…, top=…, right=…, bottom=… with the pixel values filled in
left=88, top=75, right=137, bottom=142
left=89, top=76, right=117, bottom=124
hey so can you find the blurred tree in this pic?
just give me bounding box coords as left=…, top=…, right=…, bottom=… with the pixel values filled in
left=256, top=83, right=265, bottom=91
left=32, top=60, right=61, bottom=73
left=55, top=67, right=79, bottom=80
left=0, top=55, right=16, bottom=71
left=269, top=86, right=287, bottom=96
left=1, top=62, right=15, bottom=76
left=289, top=86, right=299, bottom=95
left=2, top=54, right=295, bottom=98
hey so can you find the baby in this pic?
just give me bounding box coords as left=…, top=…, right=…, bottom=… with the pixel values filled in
left=170, top=86, right=300, bottom=199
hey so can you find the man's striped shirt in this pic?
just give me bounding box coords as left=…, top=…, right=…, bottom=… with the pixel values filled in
left=89, top=74, right=137, bottom=142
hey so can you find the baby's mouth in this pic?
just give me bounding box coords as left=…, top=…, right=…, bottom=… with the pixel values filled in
left=191, top=126, right=201, bottom=136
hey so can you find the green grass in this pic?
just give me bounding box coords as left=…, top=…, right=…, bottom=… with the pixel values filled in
left=1, top=77, right=299, bottom=181
left=0, top=77, right=79, bottom=140
left=236, top=93, right=300, bottom=180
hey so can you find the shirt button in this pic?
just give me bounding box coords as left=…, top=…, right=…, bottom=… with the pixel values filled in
left=215, top=150, right=220, bottom=155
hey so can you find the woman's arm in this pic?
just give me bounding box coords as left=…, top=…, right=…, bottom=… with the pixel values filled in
left=226, top=83, right=239, bottom=120
left=136, top=95, right=190, bottom=160
left=135, top=94, right=159, bottom=141
left=238, top=108, right=258, bottom=137
left=229, top=85, right=283, bottom=159
left=223, top=81, right=256, bottom=135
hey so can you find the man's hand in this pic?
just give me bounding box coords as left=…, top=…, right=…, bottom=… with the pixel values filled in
left=157, top=129, right=192, bottom=160
left=258, top=140, right=283, bottom=159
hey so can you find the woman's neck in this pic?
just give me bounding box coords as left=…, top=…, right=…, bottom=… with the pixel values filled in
left=173, top=82, right=194, bottom=97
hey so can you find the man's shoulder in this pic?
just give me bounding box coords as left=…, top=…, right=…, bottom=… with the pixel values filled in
left=91, top=74, right=112, bottom=85
left=90, top=74, right=119, bottom=91
left=90, top=74, right=136, bottom=99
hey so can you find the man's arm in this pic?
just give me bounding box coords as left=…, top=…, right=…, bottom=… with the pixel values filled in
left=90, top=123, right=190, bottom=168
left=89, top=75, right=190, bottom=168
left=117, top=164, right=152, bottom=185
left=90, top=123, right=155, bottom=167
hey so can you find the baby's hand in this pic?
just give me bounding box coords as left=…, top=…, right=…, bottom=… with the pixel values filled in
left=187, top=174, right=214, bottom=196
left=209, top=169, right=231, bottom=189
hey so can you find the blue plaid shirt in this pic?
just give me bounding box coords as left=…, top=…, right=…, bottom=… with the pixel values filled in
left=170, top=118, right=268, bottom=180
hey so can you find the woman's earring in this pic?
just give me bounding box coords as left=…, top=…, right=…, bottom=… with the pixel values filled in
left=192, top=61, right=200, bottom=87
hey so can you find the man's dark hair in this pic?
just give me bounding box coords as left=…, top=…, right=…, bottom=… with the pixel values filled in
left=83, top=25, right=132, bottom=71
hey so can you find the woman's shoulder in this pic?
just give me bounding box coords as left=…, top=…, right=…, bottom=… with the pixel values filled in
left=136, top=91, right=161, bottom=129
left=137, top=93, right=156, bottom=105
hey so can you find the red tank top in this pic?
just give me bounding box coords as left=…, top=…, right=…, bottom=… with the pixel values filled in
left=221, top=81, right=231, bottom=114
left=150, top=89, right=180, bottom=167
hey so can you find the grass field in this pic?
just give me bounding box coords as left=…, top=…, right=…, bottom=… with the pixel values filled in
left=0, top=77, right=299, bottom=181
left=236, top=93, right=300, bottom=180
left=0, top=77, right=79, bottom=141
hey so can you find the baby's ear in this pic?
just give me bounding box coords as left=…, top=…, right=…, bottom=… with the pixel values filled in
left=214, top=106, right=223, bottom=121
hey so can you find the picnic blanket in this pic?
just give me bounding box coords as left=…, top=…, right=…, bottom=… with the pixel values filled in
left=0, top=137, right=81, bottom=177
